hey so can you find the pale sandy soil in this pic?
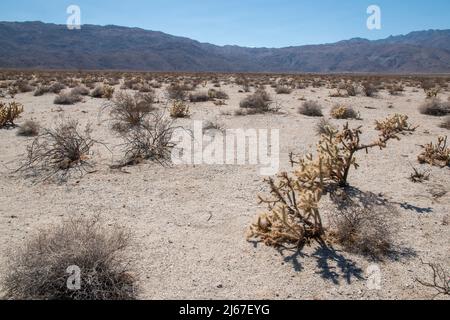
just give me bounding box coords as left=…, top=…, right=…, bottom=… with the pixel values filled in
left=0, top=83, right=449, bottom=300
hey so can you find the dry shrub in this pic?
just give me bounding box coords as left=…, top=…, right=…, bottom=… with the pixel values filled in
left=344, top=83, right=357, bottom=97
left=388, top=84, right=404, bottom=95
left=329, top=194, right=393, bottom=259
left=239, top=89, right=273, bottom=114
left=329, top=86, right=348, bottom=97
left=275, top=85, right=292, bottom=94
left=34, top=86, right=49, bottom=96
left=91, top=85, right=115, bottom=99
left=330, top=105, right=358, bottom=119
left=114, top=111, right=177, bottom=167
left=166, top=83, right=187, bottom=100
left=16, top=119, right=96, bottom=181
left=169, top=101, right=190, bottom=118
left=48, top=82, right=66, bottom=94
left=440, top=116, right=450, bottom=130
left=421, top=80, right=435, bottom=91
left=203, top=120, right=224, bottom=132
left=71, top=85, right=90, bottom=96
left=17, top=120, right=40, bottom=137
left=418, top=136, right=450, bottom=167
left=136, top=83, right=155, bottom=93
left=189, top=92, right=210, bottom=103
left=298, top=100, right=323, bottom=117
left=0, top=101, right=24, bottom=128
left=248, top=114, right=416, bottom=250
left=416, top=261, right=450, bottom=299
left=315, top=118, right=336, bottom=136
left=419, top=98, right=450, bottom=116
left=208, top=88, right=229, bottom=100
left=54, top=92, right=83, bottom=105
left=362, top=82, right=378, bottom=97
left=106, top=91, right=155, bottom=133
left=2, top=217, right=137, bottom=300
left=13, top=80, right=34, bottom=93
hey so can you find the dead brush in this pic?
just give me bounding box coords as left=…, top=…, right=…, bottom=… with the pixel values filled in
left=1, top=217, right=137, bottom=300
left=298, top=100, right=323, bottom=117
left=188, top=92, right=210, bottom=103
left=54, top=91, right=83, bottom=105
left=315, top=118, right=336, bottom=136
left=416, top=261, right=450, bottom=299
left=166, top=83, right=188, bottom=101
left=328, top=195, right=394, bottom=259
left=418, top=136, right=450, bottom=167
left=0, top=101, right=24, bottom=128
left=17, top=120, right=40, bottom=137
left=275, top=85, right=292, bottom=94
left=208, top=88, right=229, bottom=100
left=419, top=98, right=450, bottom=116
left=16, top=119, right=98, bottom=182
left=387, top=84, right=404, bottom=95
left=105, top=91, right=156, bottom=133
left=239, top=88, right=275, bottom=114
left=362, top=82, right=378, bottom=97
left=113, top=111, right=177, bottom=168
left=440, top=116, right=450, bottom=130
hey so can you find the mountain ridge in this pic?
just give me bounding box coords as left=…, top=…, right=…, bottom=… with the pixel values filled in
left=1, top=21, right=450, bottom=73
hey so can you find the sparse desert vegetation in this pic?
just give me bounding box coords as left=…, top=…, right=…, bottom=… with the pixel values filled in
left=0, top=71, right=449, bottom=301
left=2, top=217, right=137, bottom=300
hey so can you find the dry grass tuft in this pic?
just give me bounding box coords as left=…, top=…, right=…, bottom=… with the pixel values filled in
left=16, top=119, right=97, bottom=182
left=2, top=217, right=137, bottom=300
left=54, top=92, right=83, bottom=105
left=17, top=120, right=40, bottom=137
left=329, top=194, right=394, bottom=259
left=419, top=98, right=450, bottom=116
left=298, top=100, right=323, bottom=117
left=409, top=166, right=430, bottom=183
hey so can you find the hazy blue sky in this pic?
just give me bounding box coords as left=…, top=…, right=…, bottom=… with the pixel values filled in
left=0, top=0, right=449, bottom=47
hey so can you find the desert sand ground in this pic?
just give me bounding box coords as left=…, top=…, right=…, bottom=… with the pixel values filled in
left=0, top=78, right=449, bottom=300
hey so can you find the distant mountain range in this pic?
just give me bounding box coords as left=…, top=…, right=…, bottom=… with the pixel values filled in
left=1, top=21, right=450, bottom=73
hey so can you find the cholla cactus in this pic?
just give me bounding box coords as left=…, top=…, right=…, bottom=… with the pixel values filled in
left=169, top=100, right=190, bottom=118
left=103, top=85, right=115, bottom=100
left=418, top=136, right=450, bottom=168
left=425, top=87, right=440, bottom=99
left=248, top=114, right=416, bottom=249
left=0, top=101, right=24, bottom=128
left=248, top=156, right=326, bottom=248
left=317, top=114, right=416, bottom=186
